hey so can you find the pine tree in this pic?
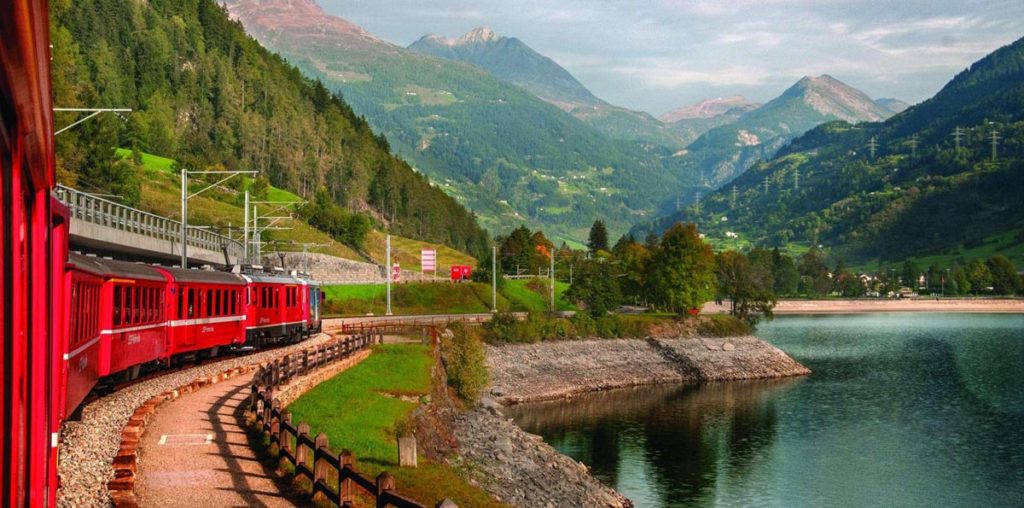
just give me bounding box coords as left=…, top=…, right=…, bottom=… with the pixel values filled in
left=587, top=220, right=609, bottom=253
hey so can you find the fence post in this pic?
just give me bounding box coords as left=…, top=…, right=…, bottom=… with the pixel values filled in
left=280, top=411, right=293, bottom=459
left=269, top=414, right=280, bottom=451
left=375, top=472, right=396, bottom=508
left=340, top=450, right=355, bottom=503
left=261, top=392, right=273, bottom=427
left=296, top=422, right=311, bottom=470
left=313, top=432, right=330, bottom=500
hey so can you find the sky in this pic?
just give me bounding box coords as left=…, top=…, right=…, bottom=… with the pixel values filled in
left=318, top=0, right=1024, bottom=116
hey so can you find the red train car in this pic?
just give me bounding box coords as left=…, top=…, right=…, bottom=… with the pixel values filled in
left=1, top=1, right=63, bottom=505
left=159, top=267, right=246, bottom=359
left=241, top=273, right=306, bottom=346
left=303, top=279, right=324, bottom=335
left=63, top=254, right=106, bottom=417
left=95, top=260, right=168, bottom=379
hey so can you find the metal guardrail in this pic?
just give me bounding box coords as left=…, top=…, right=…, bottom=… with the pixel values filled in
left=55, top=184, right=243, bottom=259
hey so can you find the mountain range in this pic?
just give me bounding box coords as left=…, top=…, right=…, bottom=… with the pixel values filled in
left=676, top=74, right=897, bottom=188
left=223, top=0, right=905, bottom=244
left=224, top=1, right=699, bottom=243
left=637, top=35, right=1024, bottom=266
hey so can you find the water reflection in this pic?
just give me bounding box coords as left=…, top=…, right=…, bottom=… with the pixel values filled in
left=509, top=314, right=1024, bottom=507
left=508, top=379, right=802, bottom=506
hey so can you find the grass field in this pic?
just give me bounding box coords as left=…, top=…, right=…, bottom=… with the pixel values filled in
left=119, top=147, right=476, bottom=266
left=287, top=345, right=505, bottom=507
left=323, top=282, right=510, bottom=316
left=502, top=278, right=576, bottom=311
left=363, top=230, right=477, bottom=272
left=321, top=277, right=578, bottom=317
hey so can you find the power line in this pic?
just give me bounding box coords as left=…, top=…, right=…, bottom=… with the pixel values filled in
left=868, top=136, right=878, bottom=160
left=953, top=126, right=963, bottom=151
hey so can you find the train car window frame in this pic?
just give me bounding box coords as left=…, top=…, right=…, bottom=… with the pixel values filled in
left=113, top=285, right=122, bottom=326
left=125, top=285, right=134, bottom=326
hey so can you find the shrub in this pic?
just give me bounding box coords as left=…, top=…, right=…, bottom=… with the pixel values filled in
left=697, top=315, right=752, bottom=337
left=441, top=323, right=489, bottom=403
left=569, top=312, right=596, bottom=337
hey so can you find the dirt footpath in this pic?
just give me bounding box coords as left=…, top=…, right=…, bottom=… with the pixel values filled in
left=134, top=375, right=304, bottom=508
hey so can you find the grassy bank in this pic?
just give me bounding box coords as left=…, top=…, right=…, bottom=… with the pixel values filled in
left=287, top=344, right=504, bottom=507
left=323, top=282, right=511, bottom=316
left=324, top=278, right=577, bottom=316
left=502, top=279, right=576, bottom=312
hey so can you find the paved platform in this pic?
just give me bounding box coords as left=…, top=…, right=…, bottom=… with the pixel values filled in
left=134, top=375, right=304, bottom=508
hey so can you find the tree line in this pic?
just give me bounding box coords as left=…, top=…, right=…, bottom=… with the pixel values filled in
left=49, top=0, right=490, bottom=257
left=483, top=220, right=1024, bottom=327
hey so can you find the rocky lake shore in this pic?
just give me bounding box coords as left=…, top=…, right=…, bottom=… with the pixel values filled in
left=438, top=334, right=809, bottom=507
left=487, top=335, right=810, bottom=405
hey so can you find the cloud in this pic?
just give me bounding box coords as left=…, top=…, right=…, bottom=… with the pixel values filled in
left=319, top=0, right=1024, bottom=114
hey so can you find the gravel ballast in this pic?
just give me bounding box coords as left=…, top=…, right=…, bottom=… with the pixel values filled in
left=57, top=333, right=340, bottom=508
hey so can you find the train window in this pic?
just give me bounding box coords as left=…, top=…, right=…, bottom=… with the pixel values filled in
left=187, top=288, right=195, bottom=318
left=177, top=287, right=183, bottom=319
left=231, top=290, right=236, bottom=315
left=113, top=285, right=122, bottom=326
left=146, top=287, right=152, bottom=323
left=214, top=289, right=221, bottom=316
left=142, top=287, right=149, bottom=323
left=125, top=286, right=134, bottom=325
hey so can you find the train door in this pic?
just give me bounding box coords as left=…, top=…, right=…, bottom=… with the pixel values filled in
left=182, top=286, right=197, bottom=347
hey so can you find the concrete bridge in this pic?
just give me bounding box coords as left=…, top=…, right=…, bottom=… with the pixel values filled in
left=55, top=185, right=244, bottom=267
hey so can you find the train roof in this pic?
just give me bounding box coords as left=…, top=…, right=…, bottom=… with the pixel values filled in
left=157, top=266, right=246, bottom=285
left=240, top=272, right=305, bottom=285
left=67, top=253, right=168, bottom=282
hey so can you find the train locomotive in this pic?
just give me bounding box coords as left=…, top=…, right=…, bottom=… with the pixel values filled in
left=1, top=4, right=325, bottom=505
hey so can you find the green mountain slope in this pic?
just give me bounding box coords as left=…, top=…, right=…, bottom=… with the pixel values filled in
left=638, top=37, right=1024, bottom=266
left=222, top=0, right=691, bottom=243
left=409, top=27, right=604, bottom=110
left=676, top=75, right=894, bottom=189
left=50, top=0, right=489, bottom=257
left=408, top=26, right=706, bottom=150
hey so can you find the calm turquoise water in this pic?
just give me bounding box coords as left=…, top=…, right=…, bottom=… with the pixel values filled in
left=507, top=314, right=1024, bottom=507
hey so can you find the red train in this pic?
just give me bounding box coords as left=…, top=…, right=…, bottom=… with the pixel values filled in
left=63, top=254, right=324, bottom=418
left=1, top=5, right=325, bottom=505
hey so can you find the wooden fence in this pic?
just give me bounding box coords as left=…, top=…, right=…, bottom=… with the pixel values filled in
left=249, top=333, right=451, bottom=508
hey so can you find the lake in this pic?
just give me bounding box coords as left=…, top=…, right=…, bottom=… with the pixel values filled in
left=507, top=313, right=1024, bottom=507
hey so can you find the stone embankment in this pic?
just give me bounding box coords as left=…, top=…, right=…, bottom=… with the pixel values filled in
left=440, top=334, right=807, bottom=507
left=486, top=336, right=810, bottom=404
left=451, top=407, right=631, bottom=508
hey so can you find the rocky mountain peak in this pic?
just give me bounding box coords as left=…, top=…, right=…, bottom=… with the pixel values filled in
left=456, top=26, right=499, bottom=45
left=781, top=74, right=891, bottom=123
left=659, top=95, right=760, bottom=123
left=221, top=0, right=378, bottom=41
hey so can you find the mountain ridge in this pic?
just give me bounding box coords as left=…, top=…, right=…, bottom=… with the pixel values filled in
left=660, top=96, right=761, bottom=123
left=222, top=0, right=691, bottom=244
left=638, top=36, right=1024, bottom=265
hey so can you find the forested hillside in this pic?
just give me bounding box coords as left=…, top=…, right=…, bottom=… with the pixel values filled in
left=49, top=0, right=490, bottom=256
left=223, top=0, right=693, bottom=244
left=639, top=36, right=1024, bottom=266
